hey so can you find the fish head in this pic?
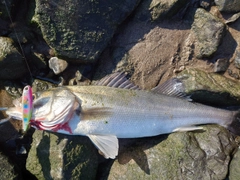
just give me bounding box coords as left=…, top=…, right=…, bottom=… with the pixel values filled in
left=6, top=87, right=80, bottom=133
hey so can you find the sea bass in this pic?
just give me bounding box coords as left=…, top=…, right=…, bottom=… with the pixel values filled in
left=3, top=73, right=240, bottom=159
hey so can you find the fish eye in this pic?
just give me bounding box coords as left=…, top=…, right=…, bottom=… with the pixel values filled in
left=33, top=92, right=40, bottom=100
left=32, top=94, right=36, bottom=100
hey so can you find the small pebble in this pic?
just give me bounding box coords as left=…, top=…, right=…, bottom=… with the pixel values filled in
left=49, top=57, right=68, bottom=75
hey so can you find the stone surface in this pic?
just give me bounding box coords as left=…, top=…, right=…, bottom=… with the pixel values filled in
left=0, top=151, right=22, bottom=180
left=177, top=68, right=240, bottom=106
left=32, top=0, right=140, bottom=62
left=104, top=125, right=236, bottom=179
left=0, top=37, right=28, bottom=79
left=149, top=0, right=188, bottom=20
left=215, top=0, right=240, bottom=12
left=26, top=130, right=99, bottom=180
left=214, top=58, right=229, bottom=72
left=234, top=48, right=240, bottom=69
left=191, top=8, right=225, bottom=58
left=229, top=142, right=240, bottom=180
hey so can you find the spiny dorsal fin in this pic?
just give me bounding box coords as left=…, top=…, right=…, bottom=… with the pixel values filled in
left=95, top=72, right=140, bottom=90
left=151, top=78, right=190, bottom=100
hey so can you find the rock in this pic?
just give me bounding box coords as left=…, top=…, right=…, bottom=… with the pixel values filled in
left=200, top=0, right=211, bottom=9
left=104, top=125, right=237, bottom=179
left=0, top=151, right=22, bottom=179
left=191, top=8, right=225, bottom=58
left=0, top=0, right=15, bottom=20
left=225, top=12, right=240, bottom=24
left=32, top=0, right=140, bottom=62
left=234, top=48, right=240, bottom=69
left=26, top=130, right=99, bottom=180
left=0, top=37, right=28, bottom=79
left=94, top=1, right=193, bottom=89
left=49, top=57, right=68, bottom=75
left=149, top=0, right=188, bottom=21
left=214, top=58, right=229, bottom=72
left=215, top=0, right=240, bottom=12
left=177, top=68, right=240, bottom=106
left=229, top=139, right=240, bottom=180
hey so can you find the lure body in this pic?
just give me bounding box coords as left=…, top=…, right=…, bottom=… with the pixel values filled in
left=22, top=85, right=33, bottom=131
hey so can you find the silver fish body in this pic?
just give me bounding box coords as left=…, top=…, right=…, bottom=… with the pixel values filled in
left=4, top=73, right=240, bottom=158
left=67, top=86, right=233, bottom=138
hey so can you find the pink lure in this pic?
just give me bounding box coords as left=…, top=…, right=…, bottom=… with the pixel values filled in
left=22, top=85, right=33, bottom=131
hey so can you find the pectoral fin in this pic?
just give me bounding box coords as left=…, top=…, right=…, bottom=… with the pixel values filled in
left=87, top=134, right=119, bottom=159
left=173, top=126, right=203, bottom=132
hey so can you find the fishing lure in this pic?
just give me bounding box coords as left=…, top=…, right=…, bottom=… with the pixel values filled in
left=22, top=85, right=33, bottom=131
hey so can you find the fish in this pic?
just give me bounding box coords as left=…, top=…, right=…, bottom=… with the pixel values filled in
left=3, top=72, right=240, bottom=159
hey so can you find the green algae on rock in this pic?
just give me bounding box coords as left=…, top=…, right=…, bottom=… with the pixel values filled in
left=32, top=0, right=140, bottom=62
left=177, top=68, right=240, bottom=106
left=26, top=130, right=98, bottom=180
left=105, top=125, right=236, bottom=179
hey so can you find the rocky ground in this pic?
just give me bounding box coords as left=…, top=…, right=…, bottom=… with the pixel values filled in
left=0, top=0, right=240, bottom=179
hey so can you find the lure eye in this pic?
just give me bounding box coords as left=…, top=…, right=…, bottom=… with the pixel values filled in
left=24, top=86, right=29, bottom=91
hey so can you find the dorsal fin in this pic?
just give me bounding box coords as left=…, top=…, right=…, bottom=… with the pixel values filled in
left=152, top=78, right=190, bottom=99
left=95, top=72, right=140, bottom=90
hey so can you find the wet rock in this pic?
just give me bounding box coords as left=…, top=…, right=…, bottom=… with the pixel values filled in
left=149, top=0, right=188, bottom=21
left=105, top=125, right=236, bottom=179
left=0, top=151, right=22, bottom=179
left=26, top=130, right=99, bottom=180
left=0, top=37, right=28, bottom=79
left=214, top=58, right=229, bottom=72
left=32, top=0, right=140, bottom=62
left=177, top=68, right=240, bottom=106
left=49, top=57, right=68, bottom=75
left=191, top=8, right=225, bottom=58
left=215, top=0, right=240, bottom=12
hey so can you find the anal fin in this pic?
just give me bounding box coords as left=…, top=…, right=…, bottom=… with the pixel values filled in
left=173, top=126, right=203, bottom=132
left=87, top=134, right=119, bottom=159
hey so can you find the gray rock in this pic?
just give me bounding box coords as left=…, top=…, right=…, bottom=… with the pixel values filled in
left=191, top=8, right=225, bottom=58
left=105, top=125, right=236, bottom=179
left=32, top=0, right=140, bottom=62
left=26, top=130, right=99, bottom=180
left=149, top=0, right=188, bottom=20
left=0, top=151, right=22, bottom=179
left=229, top=141, right=240, bottom=180
left=214, top=58, right=229, bottom=72
left=234, top=49, right=240, bottom=69
left=0, top=37, right=28, bottom=79
left=215, top=0, right=240, bottom=12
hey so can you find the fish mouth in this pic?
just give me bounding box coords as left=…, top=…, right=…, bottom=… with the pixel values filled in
left=6, top=107, right=23, bottom=120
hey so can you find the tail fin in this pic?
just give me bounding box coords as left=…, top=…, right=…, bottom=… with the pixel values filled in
left=227, top=111, right=240, bottom=135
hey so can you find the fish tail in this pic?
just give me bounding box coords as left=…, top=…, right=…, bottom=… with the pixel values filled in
left=227, top=111, right=240, bottom=135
